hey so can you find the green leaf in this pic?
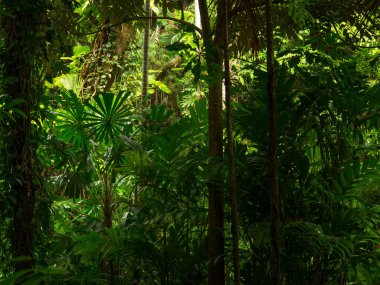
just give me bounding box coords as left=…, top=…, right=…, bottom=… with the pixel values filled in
left=0, top=269, right=34, bottom=285
left=86, top=91, right=131, bottom=143
left=52, top=89, right=89, bottom=148
left=150, top=79, right=171, bottom=94
left=73, top=45, right=90, bottom=56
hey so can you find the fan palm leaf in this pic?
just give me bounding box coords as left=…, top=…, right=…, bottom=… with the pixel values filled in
left=85, top=91, right=131, bottom=144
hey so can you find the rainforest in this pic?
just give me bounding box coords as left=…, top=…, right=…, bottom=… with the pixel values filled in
left=0, top=0, right=379, bottom=284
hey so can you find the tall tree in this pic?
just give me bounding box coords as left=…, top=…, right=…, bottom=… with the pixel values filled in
left=223, top=0, right=240, bottom=283
left=265, top=0, right=282, bottom=284
left=142, top=0, right=151, bottom=100
left=1, top=0, right=46, bottom=270
left=197, top=0, right=225, bottom=284
left=194, top=0, right=201, bottom=29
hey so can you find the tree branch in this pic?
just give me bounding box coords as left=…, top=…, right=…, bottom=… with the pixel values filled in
left=59, top=16, right=203, bottom=37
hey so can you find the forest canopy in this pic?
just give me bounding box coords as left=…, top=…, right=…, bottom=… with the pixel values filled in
left=0, top=0, right=379, bottom=284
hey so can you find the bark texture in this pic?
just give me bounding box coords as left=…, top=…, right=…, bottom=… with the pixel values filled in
left=103, top=173, right=113, bottom=229
left=81, top=22, right=133, bottom=97
left=1, top=0, right=46, bottom=271
left=198, top=0, right=225, bottom=284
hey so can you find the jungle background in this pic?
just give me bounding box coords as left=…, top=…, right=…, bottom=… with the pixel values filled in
left=0, top=0, right=380, bottom=284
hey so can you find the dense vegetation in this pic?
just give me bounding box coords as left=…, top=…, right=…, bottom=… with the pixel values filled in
left=0, top=0, right=379, bottom=284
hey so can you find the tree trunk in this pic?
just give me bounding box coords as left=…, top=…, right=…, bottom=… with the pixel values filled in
left=142, top=0, right=151, bottom=101
left=81, top=19, right=110, bottom=97
left=103, top=173, right=113, bottom=229
left=100, top=172, right=116, bottom=283
left=81, top=22, right=133, bottom=97
left=223, top=1, right=240, bottom=284
left=266, top=0, right=282, bottom=284
left=1, top=0, right=46, bottom=271
left=197, top=0, right=225, bottom=284
left=194, top=0, right=201, bottom=29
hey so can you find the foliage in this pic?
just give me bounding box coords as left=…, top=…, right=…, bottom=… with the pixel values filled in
left=234, top=29, right=380, bottom=284
left=0, top=0, right=380, bottom=284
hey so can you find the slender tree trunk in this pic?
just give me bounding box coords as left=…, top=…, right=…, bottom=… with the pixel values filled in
left=198, top=0, right=225, bottom=284
left=1, top=0, right=46, bottom=271
left=194, top=0, right=202, bottom=110
left=103, top=173, right=113, bottom=229
left=266, top=0, right=282, bottom=284
left=101, top=171, right=116, bottom=283
left=223, top=1, right=240, bottom=284
left=194, top=0, right=201, bottom=29
left=142, top=0, right=151, bottom=101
